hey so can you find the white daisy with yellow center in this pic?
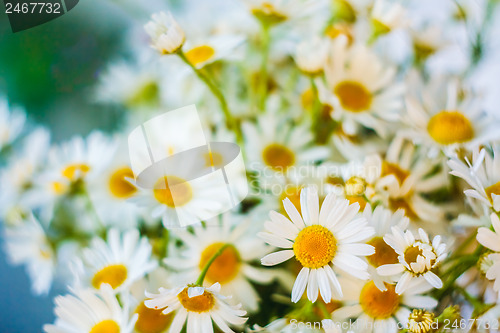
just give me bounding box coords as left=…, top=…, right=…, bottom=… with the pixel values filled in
left=44, top=284, right=136, bottom=333
left=163, top=214, right=278, bottom=312
left=332, top=278, right=437, bottom=333
left=477, top=213, right=500, bottom=294
left=449, top=147, right=500, bottom=212
left=363, top=204, right=409, bottom=292
left=145, top=283, right=247, bottom=333
left=260, top=186, right=375, bottom=303
left=318, top=36, right=404, bottom=137
left=377, top=137, right=448, bottom=224
left=404, top=76, right=500, bottom=155
left=74, top=229, right=156, bottom=293
left=4, top=213, right=55, bottom=295
left=182, top=35, right=244, bottom=69
left=243, top=114, right=329, bottom=185
left=377, top=227, right=447, bottom=294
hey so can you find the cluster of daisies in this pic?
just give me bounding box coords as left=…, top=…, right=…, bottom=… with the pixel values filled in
left=3, top=0, right=500, bottom=332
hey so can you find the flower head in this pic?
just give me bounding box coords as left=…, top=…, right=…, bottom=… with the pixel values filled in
left=144, top=12, right=185, bottom=54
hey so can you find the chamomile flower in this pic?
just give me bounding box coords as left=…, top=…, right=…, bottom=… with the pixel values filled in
left=73, top=228, right=157, bottom=292
left=145, top=283, right=247, bottom=333
left=182, top=35, right=245, bottom=69
left=378, top=137, right=449, bottom=224
left=403, top=75, right=500, bottom=155
left=3, top=213, right=55, bottom=295
left=243, top=113, right=329, bottom=184
left=0, top=96, right=26, bottom=151
left=363, top=204, right=409, bottom=291
left=295, top=37, right=329, bottom=76
left=448, top=147, right=500, bottom=212
left=164, top=214, right=277, bottom=312
left=476, top=213, right=500, bottom=294
left=377, top=227, right=447, bottom=294
left=44, top=284, right=137, bottom=333
left=319, top=36, right=404, bottom=136
left=332, top=278, right=437, bottom=333
left=145, top=12, right=185, bottom=55
left=260, top=186, right=375, bottom=302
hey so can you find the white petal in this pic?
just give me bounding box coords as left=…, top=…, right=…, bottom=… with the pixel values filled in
left=307, top=269, right=319, bottom=302
left=261, top=250, right=294, bottom=266
left=301, top=186, right=320, bottom=225
left=423, top=271, right=443, bottom=289
left=377, top=264, right=405, bottom=276
left=291, top=267, right=310, bottom=303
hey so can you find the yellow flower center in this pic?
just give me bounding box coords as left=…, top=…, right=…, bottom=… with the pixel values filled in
left=108, top=167, right=137, bottom=199
left=367, top=237, right=398, bottom=267
left=485, top=181, right=500, bottom=203
left=382, top=161, right=410, bottom=185
left=135, top=301, right=173, bottom=333
left=205, top=151, right=224, bottom=168
left=199, top=242, right=240, bottom=284
left=427, top=111, right=474, bottom=145
left=360, top=281, right=400, bottom=319
left=153, top=176, right=193, bottom=208
left=51, top=181, right=67, bottom=194
left=62, top=163, right=91, bottom=180
left=334, top=81, right=372, bottom=112
left=413, top=42, right=436, bottom=63
left=92, top=264, right=128, bottom=289
left=408, top=309, right=435, bottom=333
left=293, top=225, right=337, bottom=269
left=389, top=197, right=418, bottom=220
left=324, top=23, right=353, bottom=42
left=178, top=288, right=215, bottom=313
left=346, top=195, right=368, bottom=211
left=344, top=176, right=366, bottom=196
left=251, top=2, right=287, bottom=25
left=90, top=319, right=120, bottom=333
left=127, top=81, right=159, bottom=107
left=185, top=45, right=216, bottom=66
left=262, top=143, right=295, bottom=170
left=371, top=18, right=391, bottom=36
left=404, top=245, right=436, bottom=274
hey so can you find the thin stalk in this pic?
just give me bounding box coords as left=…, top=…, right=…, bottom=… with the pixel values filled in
left=195, top=243, right=230, bottom=286
left=258, top=23, right=271, bottom=111
left=177, top=50, right=243, bottom=145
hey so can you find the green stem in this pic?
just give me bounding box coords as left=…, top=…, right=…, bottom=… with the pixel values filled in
left=177, top=50, right=243, bottom=145
left=257, top=23, right=271, bottom=111
left=195, top=243, right=230, bottom=286
left=310, top=77, right=321, bottom=138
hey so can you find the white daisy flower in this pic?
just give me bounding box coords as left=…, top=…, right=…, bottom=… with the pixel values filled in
left=295, top=37, right=329, bottom=76
left=377, top=227, right=447, bottom=294
left=144, top=283, right=247, bottom=333
left=260, top=186, right=375, bottom=302
left=318, top=36, right=404, bottom=136
left=73, top=228, right=157, bottom=292
left=363, top=204, right=409, bottom=291
left=448, top=146, right=500, bottom=212
left=378, top=136, right=449, bottom=224
left=4, top=213, right=55, bottom=295
left=144, top=12, right=185, bottom=55
left=182, top=35, right=245, bottom=69
left=44, top=284, right=137, bottom=333
left=164, top=214, right=278, bottom=312
left=0, top=96, right=26, bottom=151
left=243, top=113, right=329, bottom=185
left=403, top=75, right=500, bottom=155
left=476, top=213, right=500, bottom=294
left=332, top=278, right=437, bottom=333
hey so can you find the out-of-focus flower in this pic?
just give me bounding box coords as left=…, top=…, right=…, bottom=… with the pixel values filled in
left=44, top=284, right=137, bottom=333
left=4, top=213, right=55, bottom=295
left=73, top=229, right=157, bottom=292
left=370, top=0, right=406, bottom=38
left=260, top=186, right=375, bottom=302
left=477, top=213, right=500, bottom=294
left=145, top=282, right=247, bottom=333
left=377, top=227, right=447, bottom=294
left=182, top=35, right=245, bottom=69
left=144, top=12, right=185, bottom=55
left=319, top=36, right=404, bottom=136
left=164, top=214, right=277, bottom=312
left=333, top=278, right=437, bottom=333
left=295, top=37, right=329, bottom=76
left=0, top=96, right=26, bottom=151
left=449, top=147, right=500, bottom=212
